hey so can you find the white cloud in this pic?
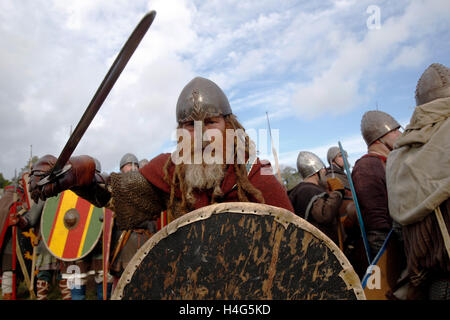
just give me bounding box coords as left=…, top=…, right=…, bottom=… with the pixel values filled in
left=291, top=0, right=449, bottom=119
left=388, top=43, right=429, bottom=70
left=0, top=0, right=197, bottom=178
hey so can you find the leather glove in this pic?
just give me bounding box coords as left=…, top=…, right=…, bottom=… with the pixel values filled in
left=327, top=177, right=345, bottom=197
left=29, top=154, right=96, bottom=203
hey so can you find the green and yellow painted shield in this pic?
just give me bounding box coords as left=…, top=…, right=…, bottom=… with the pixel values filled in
left=41, top=190, right=104, bottom=261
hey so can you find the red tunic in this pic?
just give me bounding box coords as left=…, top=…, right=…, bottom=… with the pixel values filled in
left=351, top=153, right=392, bottom=232
left=139, top=153, right=294, bottom=213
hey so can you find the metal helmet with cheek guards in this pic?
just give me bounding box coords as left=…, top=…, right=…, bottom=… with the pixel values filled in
left=360, top=110, right=400, bottom=147
left=415, top=63, right=450, bottom=106
left=120, top=153, right=139, bottom=170
left=297, top=151, right=326, bottom=180
left=176, top=77, right=232, bottom=123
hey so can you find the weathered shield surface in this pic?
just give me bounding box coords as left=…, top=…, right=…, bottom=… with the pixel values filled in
left=41, top=190, right=104, bottom=261
left=112, top=202, right=365, bottom=300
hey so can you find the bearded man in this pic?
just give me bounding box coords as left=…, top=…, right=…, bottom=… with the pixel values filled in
left=28, top=77, right=293, bottom=231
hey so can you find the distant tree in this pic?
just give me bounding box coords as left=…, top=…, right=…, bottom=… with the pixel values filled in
left=0, top=173, right=11, bottom=188
left=20, top=155, right=39, bottom=173
left=280, top=165, right=302, bottom=191
left=9, top=155, right=40, bottom=185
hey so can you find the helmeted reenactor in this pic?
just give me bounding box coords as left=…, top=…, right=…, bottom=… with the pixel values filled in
left=289, top=151, right=345, bottom=245
left=324, top=146, right=357, bottom=231
left=28, top=77, right=293, bottom=242
left=325, top=146, right=359, bottom=267
left=119, top=153, right=139, bottom=173
left=325, top=146, right=350, bottom=188
left=61, top=158, right=113, bottom=300
left=352, top=109, right=408, bottom=299
left=1, top=172, right=47, bottom=300
left=0, top=180, right=29, bottom=300
left=110, top=153, right=156, bottom=283
left=138, top=158, right=149, bottom=169
left=386, top=63, right=450, bottom=300
left=352, top=110, right=403, bottom=255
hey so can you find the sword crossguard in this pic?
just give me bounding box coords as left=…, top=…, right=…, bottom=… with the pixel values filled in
left=37, top=164, right=72, bottom=187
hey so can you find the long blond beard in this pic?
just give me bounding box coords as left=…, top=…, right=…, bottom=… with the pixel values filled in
left=184, top=163, right=225, bottom=205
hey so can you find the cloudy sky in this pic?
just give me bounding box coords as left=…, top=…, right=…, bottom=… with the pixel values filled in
left=1, top=0, right=449, bottom=180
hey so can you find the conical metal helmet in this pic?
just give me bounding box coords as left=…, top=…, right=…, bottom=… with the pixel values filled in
left=176, top=77, right=232, bottom=123
left=415, top=63, right=450, bottom=106
left=138, top=158, right=149, bottom=168
left=120, top=153, right=138, bottom=169
left=326, top=146, right=348, bottom=166
left=361, top=110, right=400, bottom=147
left=296, top=151, right=326, bottom=180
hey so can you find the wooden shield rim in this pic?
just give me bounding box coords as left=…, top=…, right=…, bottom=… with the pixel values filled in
left=112, top=202, right=366, bottom=300
left=40, top=190, right=104, bottom=262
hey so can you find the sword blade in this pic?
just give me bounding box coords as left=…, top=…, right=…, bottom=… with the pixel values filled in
left=49, top=11, right=156, bottom=178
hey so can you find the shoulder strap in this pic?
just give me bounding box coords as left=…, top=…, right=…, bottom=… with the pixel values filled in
left=304, top=192, right=327, bottom=221
left=435, top=206, right=450, bottom=259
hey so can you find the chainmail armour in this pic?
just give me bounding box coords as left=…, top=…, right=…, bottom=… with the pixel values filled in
left=71, top=171, right=165, bottom=230
left=108, top=171, right=167, bottom=230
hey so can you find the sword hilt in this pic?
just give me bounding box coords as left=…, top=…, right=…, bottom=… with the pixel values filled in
left=36, top=164, right=72, bottom=187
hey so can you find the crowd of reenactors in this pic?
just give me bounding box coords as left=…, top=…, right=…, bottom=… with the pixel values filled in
left=0, top=153, right=153, bottom=300
left=1, top=62, right=449, bottom=300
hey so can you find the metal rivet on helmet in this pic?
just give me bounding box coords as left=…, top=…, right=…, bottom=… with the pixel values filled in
left=297, top=151, right=326, bottom=180
left=176, top=77, right=232, bottom=123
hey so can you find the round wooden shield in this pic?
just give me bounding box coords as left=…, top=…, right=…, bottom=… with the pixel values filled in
left=112, top=202, right=365, bottom=300
left=41, top=190, right=104, bottom=261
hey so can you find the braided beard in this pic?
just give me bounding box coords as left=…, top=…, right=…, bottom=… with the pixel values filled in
left=184, top=163, right=225, bottom=205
